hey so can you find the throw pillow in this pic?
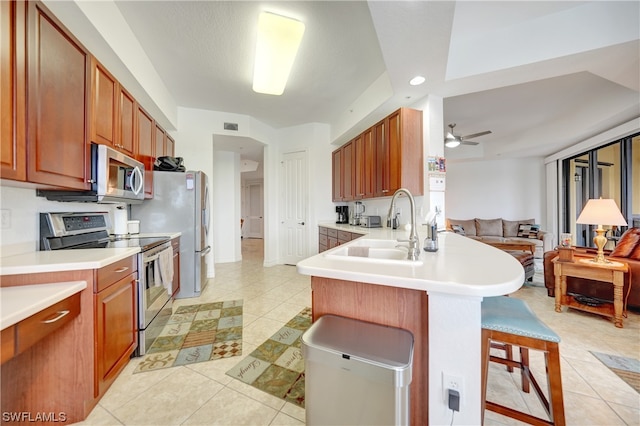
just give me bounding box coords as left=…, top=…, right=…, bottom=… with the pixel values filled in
left=610, top=228, right=640, bottom=258
left=476, top=218, right=503, bottom=236
left=448, top=219, right=476, bottom=236
left=503, top=219, right=535, bottom=237
left=451, top=224, right=465, bottom=235
left=517, top=224, right=540, bottom=239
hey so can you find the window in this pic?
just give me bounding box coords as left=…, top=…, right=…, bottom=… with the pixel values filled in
left=562, top=133, right=638, bottom=248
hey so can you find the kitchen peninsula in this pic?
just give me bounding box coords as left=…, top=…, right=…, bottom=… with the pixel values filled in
left=297, top=225, right=524, bottom=425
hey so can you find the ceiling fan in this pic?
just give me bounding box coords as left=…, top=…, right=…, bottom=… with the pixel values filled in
left=444, top=123, right=492, bottom=148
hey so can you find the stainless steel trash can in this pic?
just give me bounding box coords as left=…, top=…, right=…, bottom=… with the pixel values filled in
left=301, top=314, right=414, bottom=426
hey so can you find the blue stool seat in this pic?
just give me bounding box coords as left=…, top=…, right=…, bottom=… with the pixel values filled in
left=481, top=296, right=565, bottom=426
left=482, top=296, right=560, bottom=343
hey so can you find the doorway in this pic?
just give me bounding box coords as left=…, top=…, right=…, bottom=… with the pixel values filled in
left=243, top=180, right=264, bottom=239
left=280, top=150, right=308, bottom=265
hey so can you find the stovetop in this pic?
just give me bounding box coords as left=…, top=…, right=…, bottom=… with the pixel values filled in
left=40, top=212, right=171, bottom=251
left=66, top=235, right=171, bottom=250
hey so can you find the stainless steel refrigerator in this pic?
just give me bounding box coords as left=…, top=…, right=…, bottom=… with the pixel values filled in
left=132, top=170, right=210, bottom=298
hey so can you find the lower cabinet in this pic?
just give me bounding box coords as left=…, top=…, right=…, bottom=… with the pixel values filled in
left=94, top=271, right=137, bottom=397
left=0, top=254, right=138, bottom=423
left=318, top=226, right=363, bottom=253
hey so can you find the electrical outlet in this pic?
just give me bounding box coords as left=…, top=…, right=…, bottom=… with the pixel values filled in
left=1, top=209, right=10, bottom=229
left=442, top=372, right=464, bottom=405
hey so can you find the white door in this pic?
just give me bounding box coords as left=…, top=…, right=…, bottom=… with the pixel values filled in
left=281, top=150, right=308, bottom=265
left=245, top=181, right=264, bottom=238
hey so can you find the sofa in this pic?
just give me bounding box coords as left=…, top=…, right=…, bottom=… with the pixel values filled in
left=446, top=217, right=553, bottom=258
left=543, top=228, right=640, bottom=311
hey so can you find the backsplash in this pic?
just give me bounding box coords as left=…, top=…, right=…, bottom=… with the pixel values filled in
left=0, top=185, right=121, bottom=257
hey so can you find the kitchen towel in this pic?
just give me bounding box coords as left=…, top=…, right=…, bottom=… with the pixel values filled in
left=155, top=247, right=174, bottom=295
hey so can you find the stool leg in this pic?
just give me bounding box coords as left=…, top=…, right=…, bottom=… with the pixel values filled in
left=481, top=328, right=492, bottom=425
left=546, top=343, right=566, bottom=426
left=520, top=347, right=530, bottom=393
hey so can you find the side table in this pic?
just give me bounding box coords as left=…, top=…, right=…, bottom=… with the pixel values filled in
left=552, top=257, right=629, bottom=328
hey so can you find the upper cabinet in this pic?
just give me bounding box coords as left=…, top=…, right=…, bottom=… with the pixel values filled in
left=1, top=0, right=26, bottom=181
left=26, top=1, right=91, bottom=190
left=1, top=0, right=174, bottom=198
left=136, top=105, right=154, bottom=199
left=333, top=107, right=423, bottom=202
left=376, top=108, right=423, bottom=197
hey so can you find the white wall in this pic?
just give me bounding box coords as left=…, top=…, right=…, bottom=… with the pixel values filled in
left=445, top=157, right=547, bottom=224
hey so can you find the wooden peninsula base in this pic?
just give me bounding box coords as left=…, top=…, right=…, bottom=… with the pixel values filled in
left=311, top=276, right=429, bottom=425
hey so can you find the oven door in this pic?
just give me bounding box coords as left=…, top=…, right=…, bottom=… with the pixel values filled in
left=137, top=242, right=173, bottom=355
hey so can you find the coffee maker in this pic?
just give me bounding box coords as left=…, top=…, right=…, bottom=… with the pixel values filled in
left=336, top=206, right=349, bottom=224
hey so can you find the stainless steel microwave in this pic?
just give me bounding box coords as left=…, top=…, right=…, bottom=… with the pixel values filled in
left=38, top=144, right=145, bottom=204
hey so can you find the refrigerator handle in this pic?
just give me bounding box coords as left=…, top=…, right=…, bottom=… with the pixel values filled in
left=200, top=246, right=211, bottom=256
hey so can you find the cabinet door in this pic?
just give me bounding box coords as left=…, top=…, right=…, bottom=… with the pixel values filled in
left=1, top=0, right=26, bottom=181
left=136, top=105, right=154, bottom=198
left=90, top=57, right=117, bottom=147
left=386, top=110, right=402, bottom=195
left=118, top=87, right=136, bottom=157
left=354, top=134, right=364, bottom=199
left=374, top=119, right=388, bottom=197
left=154, top=123, right=165, bottom=158
left=26, top=1, right=90, bottom=189
left=342, top=141, right=354, bottom=201
left=94, top=273, right=137, bottom=397
left=166, top=134, right=175, bottom=157
left=332, top=148, right=342, bottom=201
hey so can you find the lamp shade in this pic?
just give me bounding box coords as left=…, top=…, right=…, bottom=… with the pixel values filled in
left=576, top=199, right=628, bottom=226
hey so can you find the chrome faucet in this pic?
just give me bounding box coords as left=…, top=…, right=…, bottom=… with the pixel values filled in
left=387, top=188, right=420, bottom=261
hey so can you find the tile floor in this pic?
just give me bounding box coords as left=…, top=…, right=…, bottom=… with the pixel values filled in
left=77, top=239, right=639, bottom=425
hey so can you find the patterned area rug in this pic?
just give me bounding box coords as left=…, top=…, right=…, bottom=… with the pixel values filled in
left=134, top=300, right=243, bottom=373
left=591, top=351, right=640, bottom=393
left=226, top=307, right=312, bottom=407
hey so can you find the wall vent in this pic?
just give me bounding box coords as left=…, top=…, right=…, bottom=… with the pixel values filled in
left=224, top=122, right=239, bottom=131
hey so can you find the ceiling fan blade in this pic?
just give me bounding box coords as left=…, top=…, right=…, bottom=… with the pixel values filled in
left=461, top=130, right=492, bottom=140
left=460, top=140, right=479, bottom=146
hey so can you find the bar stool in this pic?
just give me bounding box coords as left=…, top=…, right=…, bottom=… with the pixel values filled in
left=481, top=296, right=566, bottom=426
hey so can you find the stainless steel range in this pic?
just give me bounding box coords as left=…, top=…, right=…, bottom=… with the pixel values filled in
left=40, top=212, right=174, bottom=356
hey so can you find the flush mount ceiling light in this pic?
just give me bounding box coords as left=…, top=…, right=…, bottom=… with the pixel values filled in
left=409, top=75, right=425, bottom=86
left=252, top=11, right=305, bottom=96
left=444, top=134, right=461, bottom=148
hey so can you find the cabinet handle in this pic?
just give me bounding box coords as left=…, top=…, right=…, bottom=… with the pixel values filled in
left=87, top=179, right=96, bottom=184
left=114, top=267, right=129, bottom=273
left=41, top=310, right=70, bottom=324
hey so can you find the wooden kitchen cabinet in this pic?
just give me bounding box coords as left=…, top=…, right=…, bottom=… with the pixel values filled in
left=354, top=127, right=375, bottom=199
left=137, top=105, right=155, bottom=198
left=155, top=122, right=166, bottom=158
left=118, top=86, right=136, bottom=157
left=332, top=148, right=343, bottom=201
left=26, top=0, right=91, bottom=190
left=375, top=108, right=423, bottom=197
left=166, top=134, right=175, bottom=157
left=171, top=236, right=181, bottom=297
left=1, top=255, right=138, bottom=423
left=90, top=58, right=117, bottom=148
left=1, top=0, right=26, bottom=181
left=333, top=107, right=423, bottom=202
left=90, top=57, right=136, bottom=158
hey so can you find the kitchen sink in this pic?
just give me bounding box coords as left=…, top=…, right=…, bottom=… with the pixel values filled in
left=325, top=239, right=423, bottom=266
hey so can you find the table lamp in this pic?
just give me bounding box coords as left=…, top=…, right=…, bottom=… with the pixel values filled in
left=576, top=198, right=628, bottom=264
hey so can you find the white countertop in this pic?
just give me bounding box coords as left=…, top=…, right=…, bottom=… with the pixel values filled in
left=0, top=232, right=181, bottom=276
left=0, top=248, right=140, bottom=276
left=299, top=224, right=524, bottom=297
left=1, top=281, right=87, bottom=329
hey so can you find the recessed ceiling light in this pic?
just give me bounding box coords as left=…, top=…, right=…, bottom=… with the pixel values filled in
left=409, top=75, right=425, bottom=86
left=252, top=12, right=305, bottom=96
